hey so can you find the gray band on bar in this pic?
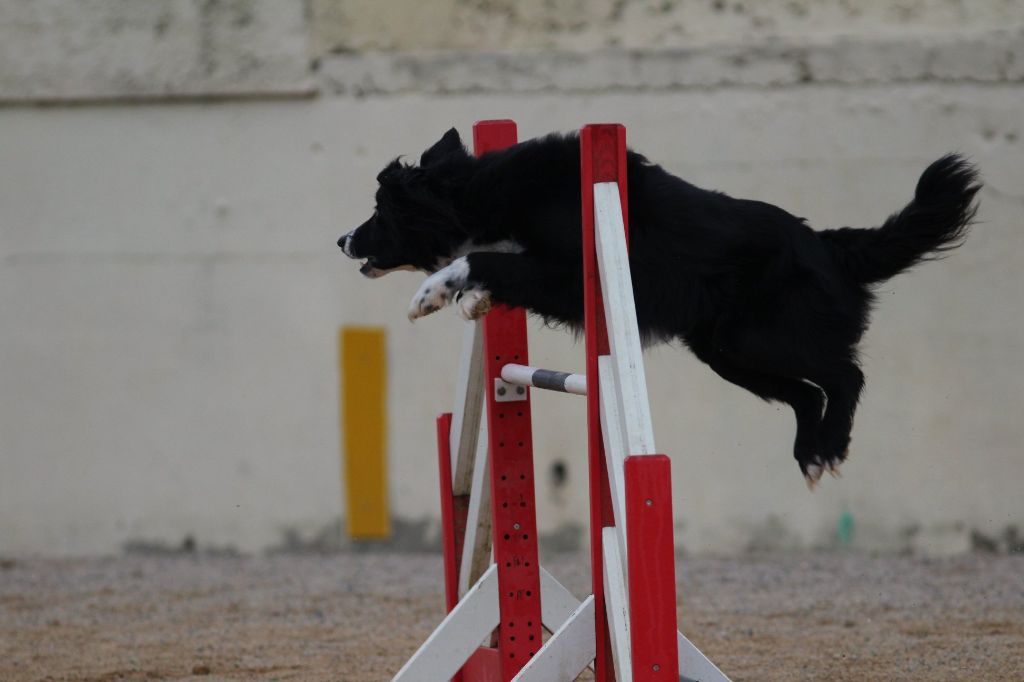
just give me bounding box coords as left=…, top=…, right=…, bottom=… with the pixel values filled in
left=531, top=369, right=572, bottom=392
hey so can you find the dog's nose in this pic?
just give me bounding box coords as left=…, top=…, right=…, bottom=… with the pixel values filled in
left=338, top=232, right=354, bottom=257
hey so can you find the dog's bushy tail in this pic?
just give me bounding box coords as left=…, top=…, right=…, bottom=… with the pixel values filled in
left=820, top=154, right=981, bottom=285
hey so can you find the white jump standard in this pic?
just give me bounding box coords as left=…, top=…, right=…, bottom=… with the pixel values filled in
left=392, top=120, right=732, bottom=682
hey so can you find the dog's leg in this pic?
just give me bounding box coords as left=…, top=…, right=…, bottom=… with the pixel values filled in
left=407, top=256, right=498, bottom=321
left=812, top=360, right=864, bottom=475
left=408, top=253, right=582, bottom=324
left=408, top=257, right=473, bottom=321
left=707, top=360, right=827, bottom=486
left=703, top=315, right=852, bottom=487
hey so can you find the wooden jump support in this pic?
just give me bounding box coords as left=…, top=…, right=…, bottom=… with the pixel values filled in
left=392, top=120, right=732, bottom=682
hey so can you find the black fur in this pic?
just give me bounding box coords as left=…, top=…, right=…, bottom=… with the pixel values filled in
left=339, top=129, right=980, bottom=482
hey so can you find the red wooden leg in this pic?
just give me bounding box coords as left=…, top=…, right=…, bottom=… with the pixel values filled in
left=473, top=119, right=542, bottom=682
left=463, top=647, right=503, bottom=682
left=625, top=454, right=679, bottom=681
left=483, top=304, right=543, bottom=680
left=581, top=122, right=631, bottom=682
left=436, top=412, right=470, bottom=682
left=437, top=413, right=460, bottom=611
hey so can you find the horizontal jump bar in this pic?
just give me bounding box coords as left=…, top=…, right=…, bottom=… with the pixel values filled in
left=500, top=364, right=587, bottom=396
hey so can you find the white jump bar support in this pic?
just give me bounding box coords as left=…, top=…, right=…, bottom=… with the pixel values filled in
left=500, top=364, right=587, bottom=396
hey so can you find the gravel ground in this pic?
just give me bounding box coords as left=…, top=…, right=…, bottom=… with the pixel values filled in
left=1, top=551, right=1022, bottom=681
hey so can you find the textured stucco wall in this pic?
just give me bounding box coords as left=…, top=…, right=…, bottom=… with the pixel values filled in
left=311, top=0, right=1024, bottom=52
left=1, top=1, right=1022, bottom=556
left=0, top=0, right=312, bottom=101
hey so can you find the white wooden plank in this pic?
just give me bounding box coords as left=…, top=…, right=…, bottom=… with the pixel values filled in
left=602, top=527, right=633, bottom=682
left=598, top=355, right=630, bottom=561
left=450, top=320, right=485, bottom=494
left=593, top=181, right=656, bottom=457
left=458, top=428, right=493, bottom=597
left=539, top=568, right=597, bottom=675
left=510, top=596, right=596, bottom=682
left=678, top=631, right=733, bottom=682
left=539, top=566, right=583, bottom=630
left=392, top=565, right=499, bottom=681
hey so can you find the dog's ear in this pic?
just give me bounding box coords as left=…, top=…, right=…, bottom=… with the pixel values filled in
left=376, top=158, right=406, bottom=186
left=420, top=128, right=464, bottom=167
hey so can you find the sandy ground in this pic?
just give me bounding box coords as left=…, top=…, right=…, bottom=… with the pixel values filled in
left=1, top=551, right=1022, bottom=681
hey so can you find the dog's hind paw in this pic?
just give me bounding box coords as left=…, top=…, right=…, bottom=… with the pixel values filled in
left=408, top=257, right=469, bottom=321
left=457, top=289, right=492, bottom=320
left=804, top=463, right=825, bottom=490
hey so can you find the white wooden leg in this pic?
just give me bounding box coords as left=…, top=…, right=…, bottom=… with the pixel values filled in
left=510, top=595, right=596, bottom=681
left=450, top=320, right=485, bottom=494
left=458, top=421, right=492, bottom=596
left=599, top=355, right=630, bottom=561
left=392, top=565, right=499, bottom=682
left=593, top=181, right=655, bottom=457
left=602, top=527, right=633, bottom=682
left=678, top=632, right=732, bottom=682
left=538, top=566, right=585, bottom=629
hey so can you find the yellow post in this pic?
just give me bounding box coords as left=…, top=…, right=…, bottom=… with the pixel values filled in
left=340, top=326, right=390, bottom=539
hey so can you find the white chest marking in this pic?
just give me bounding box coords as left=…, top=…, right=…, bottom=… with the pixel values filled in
left=434, top=239, right=524, bottom=270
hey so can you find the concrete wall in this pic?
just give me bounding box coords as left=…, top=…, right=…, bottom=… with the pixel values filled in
left=311, top=0, right=1024, bottom=51
left=0, top=1, right=312, bottom=102
left=1, top=1, right=1022, bottom=556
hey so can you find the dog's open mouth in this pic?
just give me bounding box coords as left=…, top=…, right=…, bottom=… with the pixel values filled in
left=359, top=258, right=416, bottom=278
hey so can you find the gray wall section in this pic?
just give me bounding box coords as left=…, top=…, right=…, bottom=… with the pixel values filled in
left=1, top=2, right=1022, bottom=555
left=318, top=32, right=1024, bottom=97
left=0, top=0, right=312, bottom=101
left=310, top=0, right=1024, bottom=52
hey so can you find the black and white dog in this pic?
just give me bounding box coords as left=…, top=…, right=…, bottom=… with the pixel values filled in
left=338, top=128, right=980, bottom=486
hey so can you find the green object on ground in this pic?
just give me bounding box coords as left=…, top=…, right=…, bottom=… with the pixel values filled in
left=837, top=510, right=855, bottom=546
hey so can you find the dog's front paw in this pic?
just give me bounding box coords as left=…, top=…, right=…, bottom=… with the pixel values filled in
left=407, top=257, right=470, bottom=321
left=408, top=281, right=449, bottom=321
left=457, top=289, right=492, bottom=320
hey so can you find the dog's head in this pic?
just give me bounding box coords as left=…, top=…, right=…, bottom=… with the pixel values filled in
left=339, top=128, right=473, bottom=278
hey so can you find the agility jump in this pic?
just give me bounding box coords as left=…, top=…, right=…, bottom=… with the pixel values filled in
left=392, top=120, right=731, bottom=682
